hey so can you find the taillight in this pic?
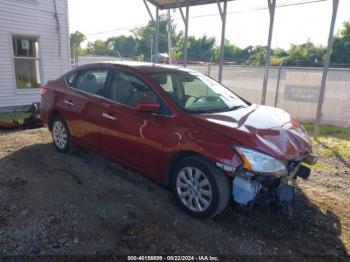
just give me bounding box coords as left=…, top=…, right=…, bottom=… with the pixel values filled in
left=40, top=84, right=48, bottom=96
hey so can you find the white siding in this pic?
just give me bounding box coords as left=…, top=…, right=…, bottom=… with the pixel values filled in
left=0, top=0, right=70, bottom=107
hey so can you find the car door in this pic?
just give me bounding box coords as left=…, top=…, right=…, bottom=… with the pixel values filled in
left=99, top=69, right=170, bottom=179
left=64, top=67, right=110, bottom=151
left=57, top=71, right=87, bottom=142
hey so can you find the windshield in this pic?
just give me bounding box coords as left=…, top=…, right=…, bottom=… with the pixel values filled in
left=149, top=71, right=248, bottom=113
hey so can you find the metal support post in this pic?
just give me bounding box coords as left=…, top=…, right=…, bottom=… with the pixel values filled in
left=143, top=0, right=155, bottom=23
left=167, top=9, right=173, bottom=64
left=177, top=0, right=190, bottom=67
left=274, top=61, right=283, bottom=107
left=261, top=0, right=276, bottom=105
left=217, top=0, right=228, bottom=83
left=184, top=4, right=189, bottom=67
left=314, top=0, right=339, bottom=138
left=154, top=7, right=160, bottom=63
left=143, top=0, right=156, bottom=62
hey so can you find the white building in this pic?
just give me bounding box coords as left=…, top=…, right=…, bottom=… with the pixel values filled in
left=0, top=0, right=70, bottom=110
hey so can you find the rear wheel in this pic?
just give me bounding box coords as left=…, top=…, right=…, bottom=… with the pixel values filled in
left=51, top=116, right=71, bottom=153
left=172, top=156, right=231, bottom=219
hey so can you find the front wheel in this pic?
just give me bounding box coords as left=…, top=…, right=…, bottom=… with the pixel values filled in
left=172, top=156, right=231, bottom=219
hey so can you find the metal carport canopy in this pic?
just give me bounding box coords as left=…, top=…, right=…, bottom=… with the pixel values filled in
left=147, top=0, right=235, bottom=9
left=144, top=0, right=340, bottom=138
left=144, top=0, right=235, bottom=82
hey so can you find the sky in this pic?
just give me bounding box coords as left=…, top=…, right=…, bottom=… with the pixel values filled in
left=68, top=0, right=350, bottom=50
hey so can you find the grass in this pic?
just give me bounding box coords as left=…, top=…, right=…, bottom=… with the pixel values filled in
left=303, top=123, right=350, bottom=139
left=312, top=162, right=338, bottom=173
left=0, top=112, right=32, bottom=125
left=302, top=123, right=350, bottom=171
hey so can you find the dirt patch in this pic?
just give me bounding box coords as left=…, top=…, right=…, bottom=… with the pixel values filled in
left=307, top=139, right=350, bottom=195
left=0, top=128, right=349, bottom=259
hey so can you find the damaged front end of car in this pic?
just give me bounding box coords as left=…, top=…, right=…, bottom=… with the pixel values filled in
left=230, top=146, right=318, bottom=217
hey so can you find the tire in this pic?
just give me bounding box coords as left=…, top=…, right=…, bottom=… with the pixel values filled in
left=171, top=156, right=231, bottom=219
left=51, top=115, right=72, bottom=153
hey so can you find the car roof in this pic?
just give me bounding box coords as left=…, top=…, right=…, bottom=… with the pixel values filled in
left=83, top=61, right=200, bottom=74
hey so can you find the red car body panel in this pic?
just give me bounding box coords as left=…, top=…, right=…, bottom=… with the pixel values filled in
left=192, top=104, right=312, bottom=160
left=40, top=62, right=312, bottom=185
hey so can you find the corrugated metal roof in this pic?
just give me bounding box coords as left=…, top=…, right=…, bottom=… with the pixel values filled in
left=146, top=0, right=235, bottom=10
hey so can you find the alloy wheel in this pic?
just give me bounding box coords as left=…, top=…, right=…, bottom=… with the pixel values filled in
left=52, top=121, right=68, bottom=150
left=176, top=166, right=213, bottom=212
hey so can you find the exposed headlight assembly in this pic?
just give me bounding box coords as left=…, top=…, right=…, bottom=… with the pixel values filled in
left=235, top=146, right=288, bottom=177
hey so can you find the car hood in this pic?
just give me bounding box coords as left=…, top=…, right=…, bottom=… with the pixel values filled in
left=192, top=104, right=312, bottom=160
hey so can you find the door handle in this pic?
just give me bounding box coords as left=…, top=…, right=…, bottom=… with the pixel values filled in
left=102, top=112, right=116, bottom=121
left=64, top=100, right=74, bottom=106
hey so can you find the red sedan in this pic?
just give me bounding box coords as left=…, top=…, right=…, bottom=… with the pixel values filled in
left=40, top=62, right=317, bottom=218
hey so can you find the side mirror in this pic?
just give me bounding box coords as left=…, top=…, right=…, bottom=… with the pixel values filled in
left=136, top=101, right=161, bottom=113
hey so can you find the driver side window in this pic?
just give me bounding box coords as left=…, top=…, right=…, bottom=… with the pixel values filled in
left=183, top=78, right=216, bottom=98
left=108, top=70, right=157, bottom=107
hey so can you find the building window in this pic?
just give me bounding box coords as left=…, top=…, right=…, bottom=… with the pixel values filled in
left=12, top=36, right=41, bottom=89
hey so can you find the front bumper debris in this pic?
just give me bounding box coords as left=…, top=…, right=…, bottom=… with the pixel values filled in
left=303, top=154, right=318, bottom=165
left=295, top=165, right=311, bottom=179
left=276, top=184, right=295, bottom=217
left=232, top=163, right=312, bottom=217
left=232, top=176, right=261, bottom=205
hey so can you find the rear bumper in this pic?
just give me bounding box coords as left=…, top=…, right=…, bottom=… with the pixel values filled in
left=39, top=102, right=49, bottom=128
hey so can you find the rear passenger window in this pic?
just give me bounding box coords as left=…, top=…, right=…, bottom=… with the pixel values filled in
left=74, top=69, right=108, bottom=96
left=66, top=72, right=77, bottom=87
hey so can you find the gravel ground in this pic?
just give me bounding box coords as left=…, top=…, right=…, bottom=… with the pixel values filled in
left=306, top=142, right=350, bottom=195
left=0, top=128, right=349, bottom=260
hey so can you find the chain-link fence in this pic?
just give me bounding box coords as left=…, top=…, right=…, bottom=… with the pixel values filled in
left=190, top=64, right=350, bottom=128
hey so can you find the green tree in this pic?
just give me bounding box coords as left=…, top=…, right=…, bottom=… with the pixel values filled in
left=71, top=19, right=347, bottom=67
left=132, top=15, right=172, bottom=60
left=270, top=47, right=288, bottom=65
left=214, top=41, right=252, bottom=64
left=331, top=20, right=350, bottom=65
left=86, top=40, right=113, bottom=56
left=272, top=48, right=288, bottom=59
left=284, top=41, right=325, bottom=66
left=188, top=36, right=216, bottom=61
left=70, top=31, right=86, bottom=58
left=246, top=45, right=266, bottom=65
left=106, top=36, right=137, bottom=58
left=214, top=40, right=235, bottom=62
left=174, top=35, right=216, bottom=62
